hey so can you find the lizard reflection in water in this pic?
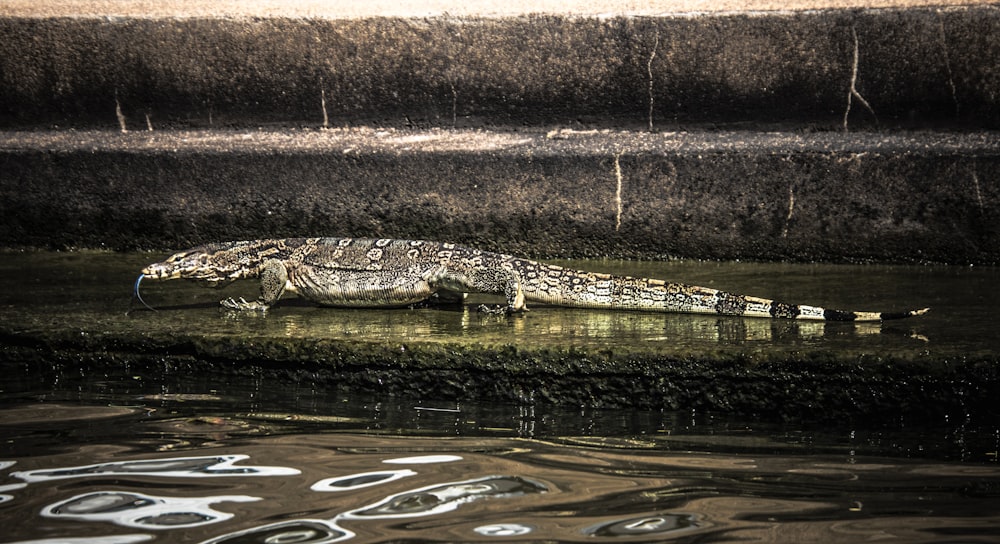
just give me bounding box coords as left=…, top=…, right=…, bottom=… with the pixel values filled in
left=135, top=238, right=928, bottom=322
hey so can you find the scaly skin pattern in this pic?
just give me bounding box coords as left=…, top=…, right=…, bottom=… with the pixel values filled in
left=138, top=237, right=929, bottom=321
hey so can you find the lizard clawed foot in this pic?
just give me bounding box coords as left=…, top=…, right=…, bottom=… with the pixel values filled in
left=476, top=304, right=528, bottom=315
left=221, top=297, right=269, bottom=312
left=477, top=304, right=508, bottom=315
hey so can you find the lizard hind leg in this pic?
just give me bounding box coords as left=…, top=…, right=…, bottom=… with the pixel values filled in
left=506, top=278, right=527, bottom=312
left=221, top=259, right=288, bottom=312
left=472, top=269, right=527, bottom=314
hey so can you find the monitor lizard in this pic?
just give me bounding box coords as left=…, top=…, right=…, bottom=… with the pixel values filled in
left=135, top=237, right=929, bottom=321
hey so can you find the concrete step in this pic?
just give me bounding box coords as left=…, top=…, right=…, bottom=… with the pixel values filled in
left=2, top=127, right=997, bottom=264
left=1, top=3, right=997, bottom=130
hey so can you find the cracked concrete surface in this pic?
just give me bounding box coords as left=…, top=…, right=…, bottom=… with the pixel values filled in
left=844, top=25, right=879, bottom=130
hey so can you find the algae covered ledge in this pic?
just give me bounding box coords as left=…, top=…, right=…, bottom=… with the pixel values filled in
left=3, top=326, right=998, bottom=424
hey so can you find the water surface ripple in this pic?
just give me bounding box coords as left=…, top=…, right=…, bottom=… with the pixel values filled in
left=1, top=403, right=999, bottom=543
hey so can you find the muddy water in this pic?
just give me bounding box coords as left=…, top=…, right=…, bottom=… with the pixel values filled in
left=2, top=251, right=1000, bottom=542
left=1, top=399, right=1000, bottom=543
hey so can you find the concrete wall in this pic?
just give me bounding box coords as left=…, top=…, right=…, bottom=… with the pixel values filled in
left=1, top=8, right=997, bottom=130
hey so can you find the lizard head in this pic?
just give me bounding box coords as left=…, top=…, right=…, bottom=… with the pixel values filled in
left=140, top=243, right=248, bottom=284
left=133, top=242, right=260, bottom=311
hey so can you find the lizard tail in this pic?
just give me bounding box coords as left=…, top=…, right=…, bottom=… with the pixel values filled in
left=731, top=292, right=930, bottom=321
left=662, top=289, right=930, bottom=322
left=519, top=264, right=928, bottom=322
left=782, top=305, right=930, bottom=322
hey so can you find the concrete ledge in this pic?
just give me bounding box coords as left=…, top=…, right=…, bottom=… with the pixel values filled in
left=1, top=6, right=998, bottom=130
left=2, top=128, right=997, bottom=263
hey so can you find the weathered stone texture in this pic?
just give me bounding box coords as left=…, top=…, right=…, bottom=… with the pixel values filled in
left=0, top=8, right=997, bottom=130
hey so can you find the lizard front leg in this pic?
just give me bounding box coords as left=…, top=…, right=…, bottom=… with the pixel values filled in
left=221, top=259, right=288, bottom=312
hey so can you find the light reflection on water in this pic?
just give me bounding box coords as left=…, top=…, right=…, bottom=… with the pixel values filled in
left=41, top=491, right=261, bottom=530
left=1, top=404, right=1000, bottom=543
left=12, top=455, right=301, bottom=482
